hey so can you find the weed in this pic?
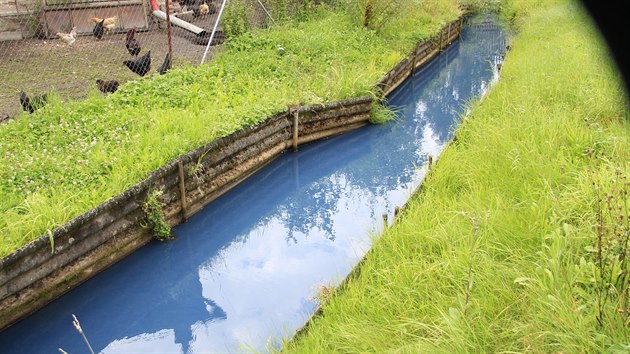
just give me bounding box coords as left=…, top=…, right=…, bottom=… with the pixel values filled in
left=71, top=314, right=95, bottom=354
left=142, top=189, right=173, bottom=242
left=369, top=99, right=397, bottom=124
left=345, top=0, right=411, bottom=30
left=313, top=283, right=336, bottom=306
left=592, top=170, right=629, bottom=327
left=463, top=213, right=483, bottom=315
left=222, top=0, right=254, bottom=37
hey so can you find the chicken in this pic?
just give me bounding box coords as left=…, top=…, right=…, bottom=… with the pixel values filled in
left=56, top=27, right=76, bottom=46
left=169, top=2, right=182, bottom=14
left=91, top=16, right=118, bottom=31
left=157, top=52, right=172, bottom=75
left=93, top=19, right=105, bottom=39
left=123, top=50, right=151, bottom=76
left=190, top=0, right=209, bottom=17
left=19, top=91, right=48, bottom=114
left=198, top=3, right=209, bottom=16
left=125, top=27, right=141, bottom=57
left=96, top=79, right=120, bottom=94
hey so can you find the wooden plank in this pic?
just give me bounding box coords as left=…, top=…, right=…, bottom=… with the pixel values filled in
left=44, top=4, right=148, bottom=36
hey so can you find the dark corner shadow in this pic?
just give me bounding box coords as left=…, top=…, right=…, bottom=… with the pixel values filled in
left=580, top=1, right=628, bottom=96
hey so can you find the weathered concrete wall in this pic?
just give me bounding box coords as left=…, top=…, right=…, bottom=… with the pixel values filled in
left=0, top=15, right=464, bottom=330
left=0, top=0, right=37, bottom=40
left=0, top=0, right=148, bottom=40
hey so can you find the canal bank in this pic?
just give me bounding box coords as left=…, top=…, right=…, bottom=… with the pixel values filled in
left=0, top=15, right=508, bottom=352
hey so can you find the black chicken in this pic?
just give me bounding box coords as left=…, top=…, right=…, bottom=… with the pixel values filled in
left=19, top=91, right=48, bottom=113
left=123, top=50, right=151, bottom=76
left=157, top=52, right=172, bottom=75
left=96, top=79, right=120, bottom=94
left=126, top=27, right=141, bottom=57
left=93, top=19, right=105, bottom=39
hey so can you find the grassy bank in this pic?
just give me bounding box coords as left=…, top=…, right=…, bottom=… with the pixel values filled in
left=0, top=1, right=461, bottom=257
left=285, top=0, right=629, bottom=352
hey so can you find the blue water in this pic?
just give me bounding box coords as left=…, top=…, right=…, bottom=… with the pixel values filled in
left=0, top=17, right=505, bottom=353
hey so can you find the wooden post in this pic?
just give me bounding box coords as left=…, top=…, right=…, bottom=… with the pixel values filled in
left=292, top=109, right=299, bottom=151
left=428, top=154, right=433, bottom=171
left=447, top=23, right=452, bottom=43
left=394, top=206, right=401, bottom=218
left=382, top=212, right=388, bottom=229
left=410, top=47, right=417, bottom=78
left=177, top=161, right=188, bottom=222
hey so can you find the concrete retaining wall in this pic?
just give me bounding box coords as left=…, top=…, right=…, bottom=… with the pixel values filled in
left=0, top=15, right=464, bottom=330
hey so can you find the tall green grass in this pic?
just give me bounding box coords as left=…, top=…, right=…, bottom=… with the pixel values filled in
left=285, top=0, right=629, bottom=351
left=0, top=1, right=461, bottom=257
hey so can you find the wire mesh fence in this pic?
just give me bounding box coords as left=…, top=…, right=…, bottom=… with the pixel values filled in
left=0, top=0, right=276, bottom=120
left=0, top=0, right=340, bottom=121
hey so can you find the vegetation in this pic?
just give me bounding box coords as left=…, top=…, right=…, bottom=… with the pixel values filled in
left=142, top=189, right=173, bottom=242
left=285, top=0, right=629, bottom=351
left=223, top=0, right=335, bottom=37
left=369, top=99, right=397, bottom=124
left=0, top=1, right=461, bottom=257
left=353, top=0, right=412, bottom=30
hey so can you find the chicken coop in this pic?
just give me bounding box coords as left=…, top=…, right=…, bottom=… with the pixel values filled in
left=0, top=0, right=150, bottom=39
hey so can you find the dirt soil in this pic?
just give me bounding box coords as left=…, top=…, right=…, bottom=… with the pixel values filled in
left=0, top=13, right=223, bottom=120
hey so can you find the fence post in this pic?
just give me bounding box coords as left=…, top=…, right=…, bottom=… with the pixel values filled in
left=447, top=23, right=452, bottom=42
left=177, top=161, right=188, bottom=222
left=409, top=45, right=417, bottom=78
left=292, top=108, right=299, bottom=151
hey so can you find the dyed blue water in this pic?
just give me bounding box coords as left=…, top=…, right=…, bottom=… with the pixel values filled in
left=0, top=16, right=505, bottom=353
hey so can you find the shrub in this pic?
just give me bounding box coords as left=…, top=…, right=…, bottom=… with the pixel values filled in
left=142, top=189, right=173, bottom=242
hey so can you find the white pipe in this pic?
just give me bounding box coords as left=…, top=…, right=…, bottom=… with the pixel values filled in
left=200, top=0, right=227, bottom=65
left=152, top=10, right=207, bottom=35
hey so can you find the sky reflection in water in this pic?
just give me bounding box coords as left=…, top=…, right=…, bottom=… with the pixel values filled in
left=0, top=16, right=506, bottom=353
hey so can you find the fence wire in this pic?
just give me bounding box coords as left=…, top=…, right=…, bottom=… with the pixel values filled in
left=0, top=0, right=338, bottom=121
left=0, top=0, right=281, bottom=120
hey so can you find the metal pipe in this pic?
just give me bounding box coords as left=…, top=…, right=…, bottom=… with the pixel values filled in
left=152, top=10, right=207, bottom=35
left=200, top=0, right=227, bottom=65
left=256, top=0, right=276, bottom=25
left=165, top=0, right=173, bottom=56
left=149, top=0, right=207, bottom=35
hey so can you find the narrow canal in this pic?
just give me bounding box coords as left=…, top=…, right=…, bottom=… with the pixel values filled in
left=0, top=16, right=506, bottom=353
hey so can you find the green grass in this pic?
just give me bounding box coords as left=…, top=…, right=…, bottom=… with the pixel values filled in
left=284, top=0, right=630, bottom=352
left=0, top=1, right=461, bottom=257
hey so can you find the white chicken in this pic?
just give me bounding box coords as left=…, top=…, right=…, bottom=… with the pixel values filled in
left=199, top=3, right=209, bottom=15
left=56, top=27, right=77, bottom=46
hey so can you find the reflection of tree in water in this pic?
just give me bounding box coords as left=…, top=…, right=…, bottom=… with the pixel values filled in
left=267, top=16, right=507, bottom=244
left=271, top=128, right=377, bottom=243
left=279, top=175, right=342, bottom=243
left=341, top=17, right=506, bottom=196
